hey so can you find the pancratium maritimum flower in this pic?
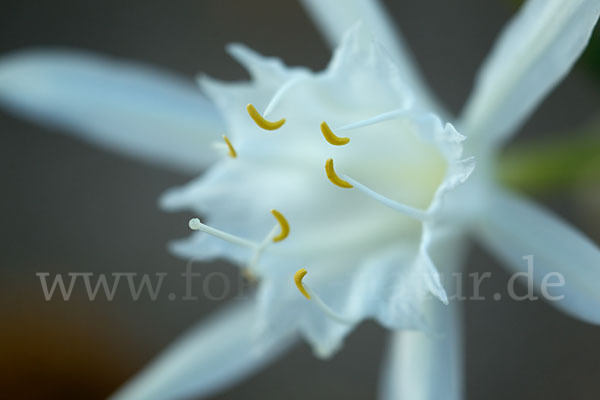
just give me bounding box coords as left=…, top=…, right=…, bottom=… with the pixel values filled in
left=1, top=1, right=600, bottom=399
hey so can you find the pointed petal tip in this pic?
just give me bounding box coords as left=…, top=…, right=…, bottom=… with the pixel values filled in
left=110, top=300, right=296, bottom=400
left=158, top=188, right=184, bottom=211
left=0, top=48, right=224, bottom=172
left=461, top=0, right=600, bottom=144
left=478, top=187, right=600, bottom=325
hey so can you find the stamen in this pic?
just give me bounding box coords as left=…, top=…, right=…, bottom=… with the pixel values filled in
left=293, top=268, right=355, bottom=324
left=246, top=224, right=279, bottom=271
left=325, top=158, right=353, bottom=188
left=222, top=135, right=237, bottom=158
left=340, top=175, right=428, bottom=221
left=270, top=209, right=290, bottom=242
left=321, top=122, right=350, bottom=146
left=188, top=218, right=257, bottom=248
left=188, top=212, right=288, bottom=274
left=294, top=268, right=310, bottom=299
left=242, top=268, right=257, bottom=283
left=336, top=109, right=410, bottom=132
left=247, top=104, right=286, bottom=131
left=263, top=76, right=304, bottom=117
left=212, top=141, right=227, bottom=151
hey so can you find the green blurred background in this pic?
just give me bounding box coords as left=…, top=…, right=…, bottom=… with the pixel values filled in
left=0, top=0, right=599, bottom=399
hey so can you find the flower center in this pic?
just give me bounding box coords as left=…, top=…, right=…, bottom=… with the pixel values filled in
left=246, top=102, right=447, bottom=216
left=188, top=102, right=452, bottom=323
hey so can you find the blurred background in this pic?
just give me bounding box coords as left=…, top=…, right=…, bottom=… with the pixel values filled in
left=1, top=0, right=599, bottom=399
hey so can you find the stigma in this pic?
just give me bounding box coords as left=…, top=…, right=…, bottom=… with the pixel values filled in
left=188, top=209, right=291, bottom=273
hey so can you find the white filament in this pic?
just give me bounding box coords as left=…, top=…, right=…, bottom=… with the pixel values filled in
left=303, top=283, right=355, bottom=325
left=340, top=175, right=429, bottom=221
left=188, top=218, right=257, bottom=249
left=247, top=225, right=279, bottom=271
left=263, top=75, right=306, bottom=118
left=336, top=108, right=410, bottom=131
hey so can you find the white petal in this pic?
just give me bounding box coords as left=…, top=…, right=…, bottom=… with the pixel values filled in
left=461, top=0, right=600, bottom=146
left=111, top=300, right=296, bottom=400
left=196, top=45, right=308, bottom=144
left=0, top=49, right=224, bottom=173
left=225, top=43, right=305, bottom=86
left=298, top=0, right=444, bottom=114
left=378, top=235, right=466, bottom=400
left=253, top=241, right=427, bottom=359
left=476, top=188, right=600, bottom=324
left=379, top=298, right=463, bottom=400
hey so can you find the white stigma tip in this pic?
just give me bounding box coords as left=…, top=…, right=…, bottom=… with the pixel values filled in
left=189, top=218, right=202, bottom=230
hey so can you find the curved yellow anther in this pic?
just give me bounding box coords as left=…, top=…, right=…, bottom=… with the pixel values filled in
left=247, top=104, right=286, bottom=130
left=242, top=268, right=257, bottom=283
left=294, top=268, right=310, bottom=300
left=325, top=158, right=353, bottom=189
left=320, top=122, right=350, bottom=146
left=222, top=135, right=237, bottom=158
left=271, top=209, right=290, bottom=242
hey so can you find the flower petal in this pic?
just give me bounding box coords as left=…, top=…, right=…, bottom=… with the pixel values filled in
left=0, top=49, right=224, bottom=173
left=196, top=44, right=309, bottom=148
left=298, top=0, right=444, bottom=113
left=476, top=187, right=600, bottom=324
left=253, top=240, right=432, bottom=359
left=111, top=300, right=297, bottom=400
left=461, top=0, right=600, bottom=146
left=378, top=298, right=463, bottom=400
left=378, top=235, right=466, bottom=400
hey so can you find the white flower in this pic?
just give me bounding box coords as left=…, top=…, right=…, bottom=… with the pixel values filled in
left=160, top=27, right=474, bottom=358
left=0, top=1, right=599, bottom=400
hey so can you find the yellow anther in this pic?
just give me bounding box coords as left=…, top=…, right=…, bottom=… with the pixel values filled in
left=271, top=209, right=290, bottom=242
left=325, top=158, right=353, bottom=189
left=242, top=268, right=257, bottom=283
left=222, top=135, right=237, bottom=158
left=294, top=268, right=310, bottom=299
left=247, top=104, right=286, bottom=130
left=320, top=122, right=350, bottom=146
